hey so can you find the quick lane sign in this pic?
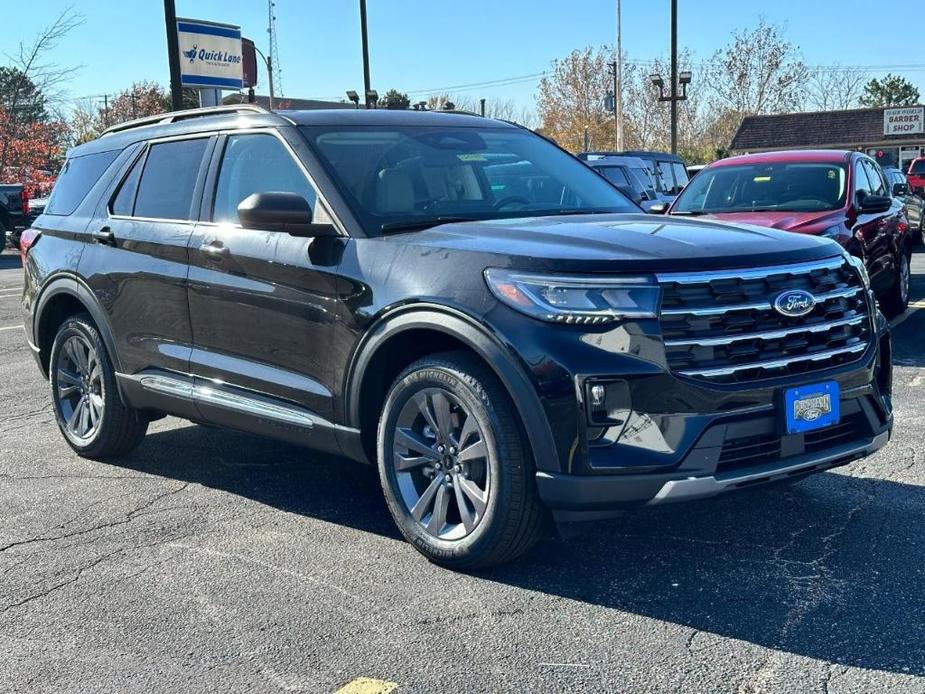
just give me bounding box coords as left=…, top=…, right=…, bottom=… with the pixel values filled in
left=177, top=18, right=243, bottom=90
left=884, top=107, right=924, bottom=136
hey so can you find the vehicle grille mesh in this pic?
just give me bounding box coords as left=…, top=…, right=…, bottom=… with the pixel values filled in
left=657, top=257, right=873, bottom=384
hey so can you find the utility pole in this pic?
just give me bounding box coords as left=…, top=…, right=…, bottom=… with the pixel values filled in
left=163, top=0, right=183, bottom=110
left=669, top=0, right=678, bottom=154
left=615, top=0, right=623, bottom=151
left=359, top=0, right=371, bottom=104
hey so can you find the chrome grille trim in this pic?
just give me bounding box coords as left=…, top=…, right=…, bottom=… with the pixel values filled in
left=658, top=257, right=873, bottom=383
left=664, top=315, right=866, bottom=347
left=655, top=256, right=846, bottom=284
left=660, top=286, right=861, bottom=317
left=678, top=343, right=868, bottom=378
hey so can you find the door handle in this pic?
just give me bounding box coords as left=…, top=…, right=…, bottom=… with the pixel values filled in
left=199, top=243, right=230, bottom=260
left=92, top=227, right=115, bottom=245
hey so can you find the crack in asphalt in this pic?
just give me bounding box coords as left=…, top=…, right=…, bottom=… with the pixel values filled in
left=0, top=482, right=190, bottom=554
left=0, top=530, right=197, bottom=614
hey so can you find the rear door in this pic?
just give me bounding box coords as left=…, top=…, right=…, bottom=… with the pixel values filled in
left=80, top=135, right=214, bottom=387
left=186, top=128, right=343, bottom=424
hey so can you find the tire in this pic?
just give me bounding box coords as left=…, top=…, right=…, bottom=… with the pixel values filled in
left=49, top=313, right=148, bottom=458
left=879, top=251, right=911, bottom=319
left=377, top=351, right=547, bottom=569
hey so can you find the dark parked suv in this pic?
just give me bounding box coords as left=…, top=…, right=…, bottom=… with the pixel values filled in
left=21, top=106, right=893, bottom=568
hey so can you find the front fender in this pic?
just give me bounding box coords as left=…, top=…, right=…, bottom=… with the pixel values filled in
left=344, top=304, right=563, bottom=474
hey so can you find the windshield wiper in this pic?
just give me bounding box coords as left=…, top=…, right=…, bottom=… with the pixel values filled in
left=671, top=209, right=708, bottom=216
left=380, top=216, right=480, bottom=234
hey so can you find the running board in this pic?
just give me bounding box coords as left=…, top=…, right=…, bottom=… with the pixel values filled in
left=122, top=372, right=315, bottom=429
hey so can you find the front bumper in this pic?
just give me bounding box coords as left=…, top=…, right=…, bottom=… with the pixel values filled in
left=496, top=307, right=894, bottom=521
left=538, top=427, right=889, bottom=522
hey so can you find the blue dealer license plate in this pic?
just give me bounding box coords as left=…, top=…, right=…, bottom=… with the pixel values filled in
left=784, top=381, right=840, bottom=434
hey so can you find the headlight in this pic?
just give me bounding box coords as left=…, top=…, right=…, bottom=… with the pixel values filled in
left=484, top=268, right=661, bottom=325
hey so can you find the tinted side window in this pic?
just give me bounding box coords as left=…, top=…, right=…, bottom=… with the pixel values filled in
left=864, top=160, right=886, bottom=196
left=854, top=160, right=873, bottom=198
left=45, top=151, right=119, bottom=216
left=111, top=152, right=145, bottom=216
left=134, top=138, right=208, bottom=220
left=212, top=134, right=317, bottom=224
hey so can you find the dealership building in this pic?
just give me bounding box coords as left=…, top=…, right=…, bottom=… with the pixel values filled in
left=730, top=105, right=925, bottom=170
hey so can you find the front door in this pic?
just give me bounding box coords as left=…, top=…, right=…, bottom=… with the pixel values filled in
left=851, top=158, right=902, bottom=294
left=186, top=129, right=344, bottom=427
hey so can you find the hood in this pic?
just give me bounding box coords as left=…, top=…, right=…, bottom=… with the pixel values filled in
left=395, top=213, right=843, bottom=273
left=681, top=210, right=845, bottom=235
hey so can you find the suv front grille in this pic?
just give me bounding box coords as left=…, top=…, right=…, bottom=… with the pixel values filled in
left=657, top=258, right=873, bottom=384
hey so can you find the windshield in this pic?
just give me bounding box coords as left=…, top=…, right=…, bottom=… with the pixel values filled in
left=909, top=159, right=925, bottom=175
left=301, top=125, right=637, bottom=233
left=672, top=162, right=848, bottom=214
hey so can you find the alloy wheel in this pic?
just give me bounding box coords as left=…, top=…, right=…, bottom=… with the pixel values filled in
left=55, top=334, right=104, bottom=441
left=392, top=387, right=490, bottom=541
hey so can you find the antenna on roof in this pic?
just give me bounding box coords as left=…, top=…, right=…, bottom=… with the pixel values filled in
left=267, top=0, right=283, bottom=97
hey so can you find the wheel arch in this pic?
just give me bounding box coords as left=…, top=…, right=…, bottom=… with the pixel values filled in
left=344, top=304, right=561, bottom=474
left=34, top=275, right=123, bottom=384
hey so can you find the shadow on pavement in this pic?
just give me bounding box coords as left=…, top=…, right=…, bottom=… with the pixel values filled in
left=105, top=423, right=924, bottom=677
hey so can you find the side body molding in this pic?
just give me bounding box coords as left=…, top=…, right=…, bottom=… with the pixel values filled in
left=343, top=305, right=563, bottom=474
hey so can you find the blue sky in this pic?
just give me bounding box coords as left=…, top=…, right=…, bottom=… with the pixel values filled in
left=12, top=0, right=925, bottom=113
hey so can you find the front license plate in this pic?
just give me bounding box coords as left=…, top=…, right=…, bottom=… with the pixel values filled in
left=784, top=381, right=840, bottom=434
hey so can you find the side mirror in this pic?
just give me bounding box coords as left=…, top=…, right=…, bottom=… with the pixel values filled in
left=892, top=182, right=909, bottom=197
left=858, top=194, right=893, bottom=214
left=649, top=201, right=669, bottom=214
left=237, top=192, right=337, bottom=237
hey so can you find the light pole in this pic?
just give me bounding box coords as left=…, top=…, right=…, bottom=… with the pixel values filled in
left=360, top=0, right=371, bottom=98
left=649, top=0, right=691, bottom=154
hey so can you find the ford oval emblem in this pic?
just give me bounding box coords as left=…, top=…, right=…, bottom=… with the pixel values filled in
left=773, top=289, right=816, bottom=317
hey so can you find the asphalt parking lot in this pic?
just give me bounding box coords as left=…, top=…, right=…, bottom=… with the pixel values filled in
left=1, top=248, right=923, bottom=694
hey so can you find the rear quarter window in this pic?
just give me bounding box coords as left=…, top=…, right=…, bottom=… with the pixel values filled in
left=45, top=150, right=119, bottom=216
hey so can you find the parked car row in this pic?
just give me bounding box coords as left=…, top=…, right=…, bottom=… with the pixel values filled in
left=581, top=148, right=919, bottom=320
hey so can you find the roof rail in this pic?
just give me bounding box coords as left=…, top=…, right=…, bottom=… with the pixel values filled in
left=101, top=104, right=270, bottom=136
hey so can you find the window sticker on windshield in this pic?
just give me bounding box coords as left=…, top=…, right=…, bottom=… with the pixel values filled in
left=457, top=153, right=487, bottom=162
left=753, top=176, right=771, bottom=182
left=827, top=170, right=837, bottom=179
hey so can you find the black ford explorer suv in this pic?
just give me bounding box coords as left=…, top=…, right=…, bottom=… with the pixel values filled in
left=21, top=106, right=893, bottom=568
